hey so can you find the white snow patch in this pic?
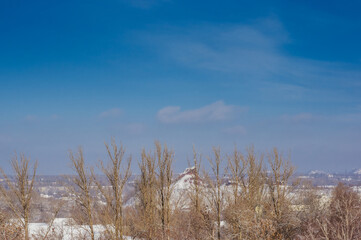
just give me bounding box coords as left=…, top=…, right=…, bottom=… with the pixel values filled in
left=28, top=218, right=132, bottom=240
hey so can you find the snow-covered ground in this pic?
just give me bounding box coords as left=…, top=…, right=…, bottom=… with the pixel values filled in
left=29, top=218, right=131, bottom=240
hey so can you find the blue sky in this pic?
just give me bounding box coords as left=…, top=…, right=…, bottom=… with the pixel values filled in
left=0, top=0, right=360, bottom=174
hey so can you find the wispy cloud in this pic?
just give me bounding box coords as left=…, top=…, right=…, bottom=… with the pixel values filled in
left=140, top=19, right=287, bottom=75
left=157, top=101, right=244, bottom=123
left=139, top=18, right=361, bottom=98
left=99, top=108, right=122, bottom=119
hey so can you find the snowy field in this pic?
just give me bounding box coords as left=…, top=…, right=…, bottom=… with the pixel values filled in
left=29, top=218, right=131, bottom=240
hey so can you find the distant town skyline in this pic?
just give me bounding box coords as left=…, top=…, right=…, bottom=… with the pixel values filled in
left=0, top=0, right=360, bottom=174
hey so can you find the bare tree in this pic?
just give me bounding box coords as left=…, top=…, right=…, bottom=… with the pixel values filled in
left=135, top=148, right=158, bottom=239
left=224, top=147, right=272, bottom=240
left=328, top=183, right=361, bottom=239
left=0, top=153, right=37, bottom=240
left=95, top=140, right=132, bottom=240
left=205, top=147, right=225, bottom=240
left=265, top=148, right=298, bottom=239
left=185, top=147, right=208, bottom=240
left=190, top=148, right=203, bottom=214
left=227, top=147, right=246, bottom=207
left=68, top=148, right=96, bottom=240
left=305, top=183, right=361, bottom=240
left=242, top=146, right=266, bottom=210
left=155, top=141, right=174, bottom=240
left=225, top=147, right=246, bottom=240
left=296, top=181, right=325, bottom=240
left=0, top=209, right=23, bottom=240
left=132, top=142, right=175, bottom=240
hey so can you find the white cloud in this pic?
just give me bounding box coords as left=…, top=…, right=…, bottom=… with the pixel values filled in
left=223, top=125, right=246, bottom=135
left=157, top=101, right=244, bottom=123
left=99, top=108, right=122, bottom=119
left=139, top=18, right=361, bottom=100
left=141, top=19, right=288, bottom=77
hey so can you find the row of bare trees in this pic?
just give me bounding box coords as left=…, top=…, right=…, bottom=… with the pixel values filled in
left=68, top=140, right=132, bottom=240
left=1, top=141, right=361, bottom=239
left=0, top=154, right=61, bottom=240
